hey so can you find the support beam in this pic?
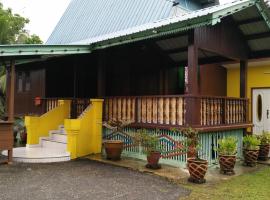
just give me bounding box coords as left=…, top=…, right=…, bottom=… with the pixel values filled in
left=7, top=60, right=15, bottom=122
left=236, top=17, right=263, bottom=26
left=185, top=31, right=201, bottom=126
left=164, top=47, right=187, bottom=54
left=246, top=31, right=270, bottom=40
left=7, top=60, right=15, bottom=164
left=240, top=60, right=248, bottom=98
left=97, top=51, right=107, bottom=97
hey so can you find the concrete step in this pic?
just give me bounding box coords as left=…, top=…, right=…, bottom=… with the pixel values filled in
left=41, top=139, right=67, bottom=149
left=50, top=133, right=67, bottom=143
left=2, top=147, right=70, bottom=163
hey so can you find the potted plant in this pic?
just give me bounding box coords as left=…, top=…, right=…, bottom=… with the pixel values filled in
left=182, top=127, right=208, bottom=184
left=136, top=130, right=163, bottom=169
left=216, top=137, right=238, bottom=175
left=102, top=120, right=131, bottom=161
left=243, top=135, right=260, bottom=167
left=257, top=131, right=270, bottom=161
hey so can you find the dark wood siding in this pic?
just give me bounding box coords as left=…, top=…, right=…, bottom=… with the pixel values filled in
left=200, top=65, right=227, bottom=96
left=14, top=67, right=45, bottom=116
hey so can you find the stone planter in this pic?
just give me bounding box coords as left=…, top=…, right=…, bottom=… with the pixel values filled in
left=218, top=154, right=236, bottom=175
left=104, top=140, right=124, bottom=161
left=187, top=158, right=208, bottom=184
left=243, top=149, right=259, bottom=167
left=146, top=151, right=161, bottom=169
left=258, top=144, right=270, bottom=161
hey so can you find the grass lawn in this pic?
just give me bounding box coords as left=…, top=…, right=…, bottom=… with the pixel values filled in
left=181, top=166, right=270, bottom=200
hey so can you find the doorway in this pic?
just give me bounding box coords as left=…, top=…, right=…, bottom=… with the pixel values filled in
left=252, top=88, right=270, bottom=134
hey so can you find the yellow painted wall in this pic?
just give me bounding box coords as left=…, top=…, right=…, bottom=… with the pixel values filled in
left=25, top=100, right=71, bottom=145
left=227, top=65, right=270, bottom=122
left=64, top=99, right=103, bottom=159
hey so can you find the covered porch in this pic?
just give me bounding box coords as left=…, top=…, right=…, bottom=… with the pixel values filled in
left=1, top=0, right=270, bottom=165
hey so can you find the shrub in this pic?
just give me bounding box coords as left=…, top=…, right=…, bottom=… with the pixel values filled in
left=243, top=135, right=260, bottom=150
left=135, top=130, right=162, bottom=156
left=256, top=131, right=270, bottom=145
left=216, top=137, right=238, bottom=155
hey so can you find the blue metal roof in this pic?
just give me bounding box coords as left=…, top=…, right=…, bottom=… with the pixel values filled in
left=46, top=0, right=186, bottom=44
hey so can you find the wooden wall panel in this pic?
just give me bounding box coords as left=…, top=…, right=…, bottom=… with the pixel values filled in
left=200, top=65, right=227, bottom=96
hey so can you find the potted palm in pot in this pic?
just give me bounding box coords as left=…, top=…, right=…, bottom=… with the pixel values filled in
left=243, top=135, right=260, bottom=167
left=257, top=131, right=270, bottom=161
left=216, top=137, right=238, bottom=175
left=182, top=127, right=208, bottom=184
left=136, top=130, right=163, bottom=169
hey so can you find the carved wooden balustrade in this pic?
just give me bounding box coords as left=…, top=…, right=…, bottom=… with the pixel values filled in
left=200, top=96, right=248, bottom=126
left=103, top=95, right=249, bottom=128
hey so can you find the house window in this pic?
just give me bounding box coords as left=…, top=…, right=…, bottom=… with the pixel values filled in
left=257, top=94, right=262, bottom=122
left=17, top=72, right=23, bottom=93
left=17, top=71, right=31, bottom=93
left=25, top=72, right=31, bottom=91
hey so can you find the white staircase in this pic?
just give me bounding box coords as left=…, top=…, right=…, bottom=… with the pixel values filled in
left=2, top=125, right=71, bottom=163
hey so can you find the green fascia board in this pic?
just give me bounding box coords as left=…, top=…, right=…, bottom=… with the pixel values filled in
left=0, top=45, right=92, bottom=57
left=255, top=0, right=270, bottom=29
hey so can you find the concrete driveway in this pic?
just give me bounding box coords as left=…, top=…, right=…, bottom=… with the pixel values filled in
left=0, top=159, right=190, bottom=200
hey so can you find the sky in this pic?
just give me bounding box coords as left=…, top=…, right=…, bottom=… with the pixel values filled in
left=1, top=0, right=232, bottom=43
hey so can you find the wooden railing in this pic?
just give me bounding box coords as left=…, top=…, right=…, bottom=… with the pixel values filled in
left=103, top=95, right=249, bottom=128
left=36, top=98, right=90, bottom=119
left=104, top=96, right=185, bottom=126
left=200, top=96, right=248, bottom=126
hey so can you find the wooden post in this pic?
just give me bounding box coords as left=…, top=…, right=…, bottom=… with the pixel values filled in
left=7, top=61, right=15, bottom=122
left=240, top=60, right=248, bottom=134
left=97, top=51, right=106, bottom=97
left=240, top=60, right=248, bottom=98
left=185, top=30, right=201, bottom=126
left=7, top=60, right=15, bottom=163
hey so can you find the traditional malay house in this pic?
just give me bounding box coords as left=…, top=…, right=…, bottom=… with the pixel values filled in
left=0, top=0, right=270, bottom=165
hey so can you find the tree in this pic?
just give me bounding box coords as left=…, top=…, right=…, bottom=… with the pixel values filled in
left=0, top=2, right=43, bottom=44
left=0, top=2, right=43, bottom=118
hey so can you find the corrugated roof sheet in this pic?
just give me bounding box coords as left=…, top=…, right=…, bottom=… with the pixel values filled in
left=46, top=0, right=176, bottom=45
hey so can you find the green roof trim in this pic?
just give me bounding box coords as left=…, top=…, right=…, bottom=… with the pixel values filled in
left=0, top=45, right=92, bottom=57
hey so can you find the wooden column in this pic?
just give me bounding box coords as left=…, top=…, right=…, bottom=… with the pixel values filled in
left=97, top=51, right=106, bottom=97
left=240, top=60, right=248, bottom=98
left=185, top=30, right=201, bottom=126
left=7, top=60, right=15, bottom=163
left=7, top=61, right=15, bottom=122
left=240, top=60, right=248, bottom=134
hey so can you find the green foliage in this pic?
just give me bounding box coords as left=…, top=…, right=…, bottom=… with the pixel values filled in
left=135, top=130, right=163, bottom=156
left=243, top=135, right=260, bottom=150
left=256, top=131, right=270, bottom=145
left=216, top=137, right=238, bottom=155
left=172, top=127, right=202, bottom=159
left=0, top=2, right=42, bottom=44
left=24, top=34, right=43, bottom=44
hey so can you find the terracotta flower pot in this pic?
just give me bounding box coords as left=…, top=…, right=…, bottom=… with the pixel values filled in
left=243, top=149, right=259, bottom=167
left=104, top=140, right=124, bottom=161
left=187, top=158, right=208, bottom=184
left=258, top=144, right=270, bottom=161
left=218, top=154, right=236, bottom=175
left=146, top=151, right=161, bottom=169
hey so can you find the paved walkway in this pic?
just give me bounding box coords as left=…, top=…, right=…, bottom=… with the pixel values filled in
left=0, top=159, right=190, bottom=200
